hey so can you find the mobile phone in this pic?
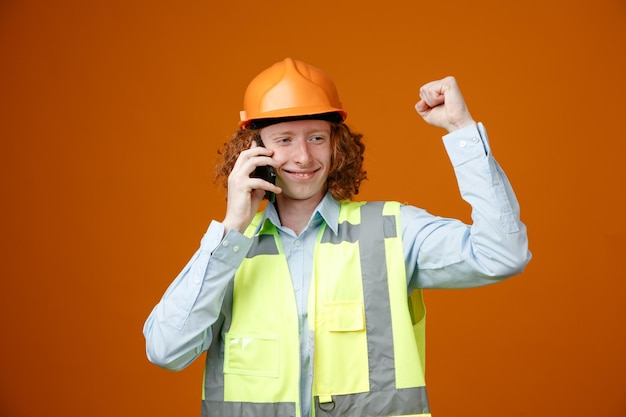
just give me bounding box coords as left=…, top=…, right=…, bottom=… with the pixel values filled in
left=251, top=137, right=276, bottom=199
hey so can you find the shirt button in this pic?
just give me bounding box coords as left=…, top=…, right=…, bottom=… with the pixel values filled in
left=194, top=279, right=201, bottom=285
left=223, top=240, right=230, bottom=247
left=459, top=140, right=467, bottom=148
left=472, top=137, right=479, bottom=143
left=233, top=245, right=240, bottom=253
left=294, top=240, right=301, bottom=247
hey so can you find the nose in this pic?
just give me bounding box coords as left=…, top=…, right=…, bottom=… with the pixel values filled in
left=293, top=140, right=312, bottom=165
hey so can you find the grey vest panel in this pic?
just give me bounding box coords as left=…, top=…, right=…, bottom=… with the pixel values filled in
left=245, top=232, right=280, bottom=258
left=314, top=386, right=430, bottom=416
left=202, top=400, right=296, bottom=417
left=202, top=281, right=233, bottom=403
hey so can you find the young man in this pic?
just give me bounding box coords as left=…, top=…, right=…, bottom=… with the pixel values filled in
left=144, top=58, right=531, bottom=417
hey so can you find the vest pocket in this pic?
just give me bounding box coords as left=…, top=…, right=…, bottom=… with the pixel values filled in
left=223, top=333, right=280, bottom=378
left=325, top=301, right=365, bottom=332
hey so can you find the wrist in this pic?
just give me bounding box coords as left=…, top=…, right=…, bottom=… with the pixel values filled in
left=222, top=217, right=247, bottom=235
left=447, top=118, right=475, bottom=133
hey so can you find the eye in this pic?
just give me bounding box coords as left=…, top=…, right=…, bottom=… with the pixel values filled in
left=309, top=135, right=327, bottom=143
left=278, top=137, right=292, bottom=144
left=268, top=136, right=291, bottom=145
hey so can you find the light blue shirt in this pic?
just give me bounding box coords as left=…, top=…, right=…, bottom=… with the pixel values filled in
left=143, top=123, right=531, bottom=417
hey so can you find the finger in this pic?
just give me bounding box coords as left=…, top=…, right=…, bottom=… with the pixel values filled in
left=250, top=177, right=282, bottom=194
left=415, top=99, right=430, bottom=113
left=233, top=145, right=273, bottom=172
left=419, top=83, right=445, bottom=108
left=414, top=101, right=433, bottom=119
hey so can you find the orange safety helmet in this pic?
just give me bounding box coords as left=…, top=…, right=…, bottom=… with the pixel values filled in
left=239, top=58, right=347, bottom=129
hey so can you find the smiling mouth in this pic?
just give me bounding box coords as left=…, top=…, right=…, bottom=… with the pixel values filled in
left=284, top=169, right=319, bottom=179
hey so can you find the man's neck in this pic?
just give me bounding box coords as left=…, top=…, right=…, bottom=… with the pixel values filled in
left=274, top=193, right=325, bottom=236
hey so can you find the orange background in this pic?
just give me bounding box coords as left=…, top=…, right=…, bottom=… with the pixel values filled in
left=1, top=0, right=625, bottom=416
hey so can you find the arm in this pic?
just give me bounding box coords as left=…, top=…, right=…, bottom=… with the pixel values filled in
left=142, top=222, right=252, bottom=370
left=143, top=139, right=280, bottom=370
left=404, top=77, right=531, bottom=288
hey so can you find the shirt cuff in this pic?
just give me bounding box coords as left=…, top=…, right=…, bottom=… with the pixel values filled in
left=201, top=221, right=252, bottom=268
left=442, top=122, right=489, bottom=167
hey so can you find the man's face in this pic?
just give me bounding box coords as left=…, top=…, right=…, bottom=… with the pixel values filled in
left=260, top=119, right=332, bottom=205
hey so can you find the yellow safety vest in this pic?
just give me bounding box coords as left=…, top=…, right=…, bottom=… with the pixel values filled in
left=202, top=201, right=431, bottom=417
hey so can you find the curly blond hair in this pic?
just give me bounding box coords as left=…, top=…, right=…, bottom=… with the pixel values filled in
left=215, top=122, right=367, bottom=201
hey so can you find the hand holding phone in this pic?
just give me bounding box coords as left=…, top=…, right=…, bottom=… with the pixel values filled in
left=251, top=137, right=276, bottom=199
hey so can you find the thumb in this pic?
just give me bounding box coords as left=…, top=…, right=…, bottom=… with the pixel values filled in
left=415, top=100, right=429, bottom=113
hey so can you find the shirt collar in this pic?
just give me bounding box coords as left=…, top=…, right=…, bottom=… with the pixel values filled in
left=259, top=191, right=340, bottom=235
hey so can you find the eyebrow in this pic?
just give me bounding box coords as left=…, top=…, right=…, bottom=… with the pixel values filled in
left=267, top=129, right=330, bottom=137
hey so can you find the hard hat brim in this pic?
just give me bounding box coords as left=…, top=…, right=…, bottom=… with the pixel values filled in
left=246, top=111, right=345, bottom=130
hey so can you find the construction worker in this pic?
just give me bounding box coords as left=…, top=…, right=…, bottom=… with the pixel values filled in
left=143, top=58, right=531, bottom=417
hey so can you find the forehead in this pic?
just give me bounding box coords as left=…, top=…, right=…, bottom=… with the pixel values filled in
left=260, top=119, right=331, bottom=137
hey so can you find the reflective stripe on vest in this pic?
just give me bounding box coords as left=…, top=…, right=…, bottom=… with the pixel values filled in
left=202, top=201, right=431, bottom=417
left=311, top=202, right=429, bottom=417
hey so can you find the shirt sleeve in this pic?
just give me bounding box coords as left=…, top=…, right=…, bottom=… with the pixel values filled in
left=142, top=220, right=252, bottom=370
left=403, top=122, right=531, bottom=289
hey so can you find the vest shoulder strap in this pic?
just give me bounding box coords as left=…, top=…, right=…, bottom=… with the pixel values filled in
left=243, top=211, right=265, bottom=238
